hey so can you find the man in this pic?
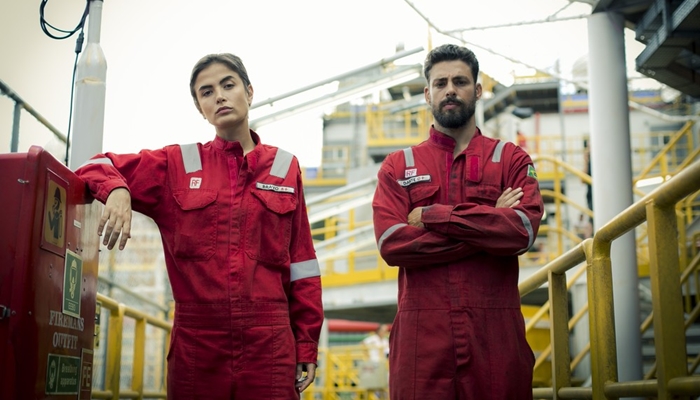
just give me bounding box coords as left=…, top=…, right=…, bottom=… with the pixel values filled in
left=372, top=44, right=544, bottom=399
left=76, top=53, right=323, bottom=399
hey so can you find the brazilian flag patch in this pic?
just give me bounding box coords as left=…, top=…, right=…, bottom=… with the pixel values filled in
left=527, top=164, right=538, bottom=180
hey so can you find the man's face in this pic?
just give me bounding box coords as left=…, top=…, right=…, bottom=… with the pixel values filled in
left=194, top=63, right=254, bottom=130
left=424, top=60, right=481, bottom=129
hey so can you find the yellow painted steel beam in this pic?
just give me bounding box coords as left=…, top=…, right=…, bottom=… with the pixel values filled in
left=107, top=304, right=125, bottom=400
left=646, top=200, right=688, bottom=400
left=557, top=386, right=593, bottom=399
left=549, top=270, right=571, bottom=399
left=668, top=376, right=700, bottom=396
left=587, top=236, right=618, bottom=400
left=604, top=379, right=660, bottom=397
left=132, top=318, right=146, bottom=400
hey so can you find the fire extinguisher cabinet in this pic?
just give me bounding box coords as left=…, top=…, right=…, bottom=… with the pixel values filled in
left=0, top=146, right=101, bottom=399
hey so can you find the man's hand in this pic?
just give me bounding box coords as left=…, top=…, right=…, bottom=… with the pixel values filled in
left=407, top=207, right=424, bottom=228
left=496, top=187, right=523, bottom=208
left=99, top=188, right=132, bottom=250
left=295, top=362, right=316, bottom=393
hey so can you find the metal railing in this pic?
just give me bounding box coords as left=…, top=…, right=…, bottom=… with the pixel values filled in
left=91, top=293, right=171, bottom=400
left=0, top=78, right=67, bottom=153
left=522, top=160, right=700, bottom=399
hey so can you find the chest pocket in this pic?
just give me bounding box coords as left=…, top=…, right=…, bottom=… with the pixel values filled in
left=245, top=189, right=297, bottom=265
left=172, top=189, right=218, bottom=261
left=465, top=140, right=510, bottom=206
left=408, top=184, right=440, bottom=208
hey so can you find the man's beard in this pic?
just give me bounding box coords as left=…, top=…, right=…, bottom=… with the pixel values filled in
left=432, top=96, right=477, bottom=129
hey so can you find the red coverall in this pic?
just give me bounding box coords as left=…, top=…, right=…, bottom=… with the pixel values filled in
left=76, top=132, right=323, bottom=399
left=372, top=127, right=543, bottom=400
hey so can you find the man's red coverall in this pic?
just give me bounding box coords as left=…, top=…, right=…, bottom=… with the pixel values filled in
left=372, top=127, right=544, bottom=400
left=76, top=132, right=323, bottom=399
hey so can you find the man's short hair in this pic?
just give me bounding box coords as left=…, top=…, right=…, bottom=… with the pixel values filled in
left=423, top=44, right=479, bottom=83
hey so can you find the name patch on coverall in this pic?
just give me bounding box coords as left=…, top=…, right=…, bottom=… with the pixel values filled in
left=397, top=175, right=431, bottom=187
left=256, top=182, right=295, bottom=194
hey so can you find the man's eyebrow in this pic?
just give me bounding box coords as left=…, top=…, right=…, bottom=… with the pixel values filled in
left=433, top=75, right=470, bottom=83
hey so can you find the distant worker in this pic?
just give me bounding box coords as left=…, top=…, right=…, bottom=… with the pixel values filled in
left=75, top=53, right=323, bottom=399
left=372, top=44, right=544, bottom=399
left=362, top=324, right=390, bottom=362
left=575, top=213, right=593, bottom=240
left=517, top=129, right=527, bottom=149
left=583, top=138, right=593, bottom=213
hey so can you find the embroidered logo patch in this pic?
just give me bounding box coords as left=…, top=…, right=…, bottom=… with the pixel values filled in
left=397, top=175, right=431, bottom=187
left=527, top=165, right=538, bottom=180
left=405, top=168, right=417, bottom=178
left=189, top=177, right=202, bottom=189
left=256, top=182, right=295, bottom=194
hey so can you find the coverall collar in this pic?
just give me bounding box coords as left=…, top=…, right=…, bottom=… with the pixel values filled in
left=212, top=130, right=262, bottom=172
left=428, top=125, right=483, bottom=155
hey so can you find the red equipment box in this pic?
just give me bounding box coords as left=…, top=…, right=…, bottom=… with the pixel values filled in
left=0, top=146, right=101, bottom=399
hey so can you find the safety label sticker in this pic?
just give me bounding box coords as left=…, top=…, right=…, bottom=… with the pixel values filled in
left=63, top=249, right=83, bottom=318
left=41, top=172, right=68, bottom=256
left=45, top=353, right=80, bottom=395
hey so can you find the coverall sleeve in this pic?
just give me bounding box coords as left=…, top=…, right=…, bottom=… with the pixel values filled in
left=287, top=166, right=324, bottom=365
left=372, top=160, right=478, bottom=268
left=421, top=146, right=543, bottom=256
left=74, top=149, right=168, bottom=215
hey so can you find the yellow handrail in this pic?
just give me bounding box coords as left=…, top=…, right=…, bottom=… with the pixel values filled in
left=92, top=293, right=172, bottom=400
left=520, top=160, right=700, bottom=399
left=634, top=120, right=695, bottom=184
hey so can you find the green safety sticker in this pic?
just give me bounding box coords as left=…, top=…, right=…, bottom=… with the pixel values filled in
left=46, top=353, right=81, bottom=395
left=527, top=164, right=538, bottom=180
left=63, top=249, right=83, bottom=318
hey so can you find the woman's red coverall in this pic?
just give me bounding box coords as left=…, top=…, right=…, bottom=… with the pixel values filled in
left=76, top=132, right=323, bottom=399
left=372, top=127, right=544, bottom=400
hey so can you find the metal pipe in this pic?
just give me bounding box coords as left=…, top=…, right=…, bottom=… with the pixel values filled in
left=306, top=176, right=377, bottom=206
left=251, top=46, right=424, bottom=109
left=0, top=78, right=68, bottom=146
left=604, top=379, right=660, bottom=397
left=11, top=102, right=20, bottom=152
left=445, top=13, right=589, bottom=33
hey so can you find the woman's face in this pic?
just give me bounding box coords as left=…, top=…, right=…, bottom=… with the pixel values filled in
left=193, top=62, right=254, bottom=131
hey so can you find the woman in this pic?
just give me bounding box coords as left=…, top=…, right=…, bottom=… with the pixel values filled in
left=76, top=53, right=323, bottom=399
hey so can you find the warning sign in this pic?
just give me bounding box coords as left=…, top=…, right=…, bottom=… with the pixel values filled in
left=41, top=171, right=68, bottom=256
left=63, top=249, right=82, bottom=318
left=45, top=354, right=80, bottom=395
left=43, top=177, right=66, bottom=248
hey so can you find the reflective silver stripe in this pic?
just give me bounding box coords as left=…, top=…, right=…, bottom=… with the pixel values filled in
left=378, top=223, right=406, bottom=250
left=271, top=148, right=294, bottom=178
left=79, top=157, right=114, bottom=168
left=290, top=259, right=320, bottom=282
left=492, top=141, right=506, bottom=163
left=403, top=148, right=415, bottom=168
left=180, top=143, right=202, bottom=174
left=514, top=209, right=535, bottom=253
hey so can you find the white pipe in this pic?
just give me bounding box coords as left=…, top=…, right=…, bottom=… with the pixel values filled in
left=69, top=0, right=107, bottom=170
left=588, top=11, right=643, bottom=391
